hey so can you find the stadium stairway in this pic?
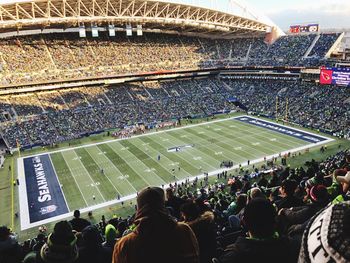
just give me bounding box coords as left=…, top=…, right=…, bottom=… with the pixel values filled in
left=303, top=34, right=320, bottom=58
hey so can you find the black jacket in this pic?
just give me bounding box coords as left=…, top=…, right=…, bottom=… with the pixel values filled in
left=187, top=211, right=217, bottom=263
left=219, top=235, right=299, bottom=263
left=275, top=196, right=304, bottom=210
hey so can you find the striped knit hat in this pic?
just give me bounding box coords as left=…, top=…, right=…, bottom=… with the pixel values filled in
left=298, top=201, right=350, bottom=263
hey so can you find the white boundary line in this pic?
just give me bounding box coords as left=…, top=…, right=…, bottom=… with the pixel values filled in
left=18, top=157, right=30, bottom=231
left=48, top=154, right=70, bottom=212
left=18, top=115, right=335, bottom=230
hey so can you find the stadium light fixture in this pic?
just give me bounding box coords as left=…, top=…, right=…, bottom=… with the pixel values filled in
left=92, top=24, right=99, bottom=38
left=108, top=24, right=115, bottom=37
left=79, top=24, right=86, bottom=38
left=137, top=25, right=143, bottom=36
left=126, top=25, right=132, bottom=36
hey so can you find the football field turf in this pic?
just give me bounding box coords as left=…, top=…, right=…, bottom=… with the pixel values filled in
left=17, top=115, right=333, bottom=229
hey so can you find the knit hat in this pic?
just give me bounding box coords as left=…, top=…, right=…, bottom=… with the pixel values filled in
left=298, top=201, right=350, bottom=263
left=137, top=187, right=165, bottom=212
left=40, top=221, right=78, bottom=263
left=0, top=226, right=10, bottom=241
left=104, top=224, right=117, bottom=245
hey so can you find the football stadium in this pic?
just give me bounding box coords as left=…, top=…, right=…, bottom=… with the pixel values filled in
left=0, top=0, right=349, bottom=262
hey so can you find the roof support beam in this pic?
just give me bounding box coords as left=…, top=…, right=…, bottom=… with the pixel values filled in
left=0, top=0, right=268, bottom=35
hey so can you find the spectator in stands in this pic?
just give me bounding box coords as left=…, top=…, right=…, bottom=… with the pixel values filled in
left=31, top=233, right=46, bottom=252
left=219, top=198, right=299, bottom=263
left=102, top=224, right=117, bottom=252
left=23, top=221, right=78, bottom=263
left=257, top=173, right=268, bottom=188
left=278, top=185, right=330, bottom=234
left=0, top=226, right=22, bottom=263
left=76, top=225, right=111, bottom=263
left=225, top=193, right=247, bottom=217
left=112, top=187, right=199, bottom=263
left=69, top=210, right=91, bottom=232
left=165, top=187, right=185, bottom=219
left=275, top=179, right=304, bottom=210
left=335, top=171, right=350, bottom=201
left=180, top=201, right=217, bottom=263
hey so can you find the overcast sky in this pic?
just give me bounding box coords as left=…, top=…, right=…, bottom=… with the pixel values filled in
left=0, top=0, right=349, bottom=31
left=245, top=0, right=350, bottom=30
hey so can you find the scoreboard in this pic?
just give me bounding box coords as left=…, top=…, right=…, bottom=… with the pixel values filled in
left=319, top=67, right=350, bottom=87
left=290, top=24, right=319, bottom=34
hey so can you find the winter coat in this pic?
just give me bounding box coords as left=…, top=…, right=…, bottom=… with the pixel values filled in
left=219, top=235, right=299, bottom=263
left=112, top=218, right=199, bottom=263
left=187, top=211, right=217, bottom=263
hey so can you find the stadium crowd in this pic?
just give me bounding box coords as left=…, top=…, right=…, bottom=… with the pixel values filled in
left=1, top=77, right=349, bottom=150
left=0, top=32, right=340, bottom=85
left=1, top=147, right=350, bottom=263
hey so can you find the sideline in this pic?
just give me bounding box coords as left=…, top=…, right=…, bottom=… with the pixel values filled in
left=18, top=115, right=334, bottom=230
left=11, top=158, right=14, bottom=230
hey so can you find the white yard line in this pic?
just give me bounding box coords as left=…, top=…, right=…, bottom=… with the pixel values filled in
left=170, top=129, right=236, bottom=162
left=84, top=147, right=121, bottom=195
left=20, top=116, right=241, bottom=159
left=136, top=134, right=218, bottom=173
left=20, top=135, right=333, bottom=230
left=207, top=122, right=300, bottom=156
left=48, top=155, right=70, bottom=212
left=71, top=151, right=106, bottom=202
left=183, top=126, right=258, bottom=160
left=18, top=115, right=334, bottom=160
left=132, top=137, right=194, bottom=179
left=94, top=144, right=139, bottom=193
left=103, top=143, right=152, bottom=191
left=216, top=121, right=309, bottom=149
left=18, top=115, right=335, bottom=230
left=159, top=132, right=219, bottom=170
left=61, top=152, right=89, bottom=207
left=108, top=141, right=169, bottom=185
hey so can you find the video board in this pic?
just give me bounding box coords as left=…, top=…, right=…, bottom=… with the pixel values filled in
left=319, top=67, right=350, bottom=87
left=290, top=24, right=319, bottom=34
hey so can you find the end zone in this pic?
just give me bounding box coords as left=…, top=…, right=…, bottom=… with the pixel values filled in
left=234, top=116, right=333, bottom=144
left=18, top=154, right=69, bottom=230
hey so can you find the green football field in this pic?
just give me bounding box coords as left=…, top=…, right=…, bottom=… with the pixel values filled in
left=17, top=115, right=333, bottom=229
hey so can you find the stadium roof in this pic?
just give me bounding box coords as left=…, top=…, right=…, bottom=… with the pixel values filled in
left=0, top=0, right=280, bottom=37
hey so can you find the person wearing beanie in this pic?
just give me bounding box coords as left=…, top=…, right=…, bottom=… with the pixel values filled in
left=112, top=187, right=199, bottom=263
left=23, top=221, right=78, bottom=263
left=219, top=198, right=299, bottom=263
left=0, top=226, right=22, bottom=263
left=277, top=185, right=330, bottom=236
left=76, top=225, right=111, bottom=263
left=165, top=187, right=185, bottom=219
left=69, top=210, right=91, bottom=233
left=103, top=224, right=117, bottom=250
left=180, top=201, right=217, bottom=263
left=275, top=179, right=304, bottom=210
left=298, top=201, right=350, bottom=263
